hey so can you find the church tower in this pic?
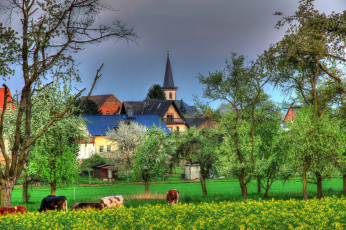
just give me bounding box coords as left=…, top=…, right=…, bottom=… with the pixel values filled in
left=162, top=52, right=177, bottom=100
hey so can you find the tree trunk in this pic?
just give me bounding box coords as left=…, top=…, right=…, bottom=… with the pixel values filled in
left=316, top=172, right=322, bottom=200
left=263, top=178, right=274, bottom=199
left=238, top=169, right=248, bottom=201
left=257, top=176, right=261, bottom=194
left=343, top=174, right=346, bottom=194
left=145, top=181, right=149, bottom=197
left=51, top=182, right=56, bottom=196
left=22, top=176, right=28, bottom=203
left=0, top=179, right=15, bottom=207
left=302, top=165, right=309, bottom=200
left=200, top=175, right=208, bottom=196
left=88, top=171, right=91, bottom=185
left=240, top=182, right=247, bottom=202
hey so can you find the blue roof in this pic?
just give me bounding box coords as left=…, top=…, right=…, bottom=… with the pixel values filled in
left=82, top=114, right=171, bottom=136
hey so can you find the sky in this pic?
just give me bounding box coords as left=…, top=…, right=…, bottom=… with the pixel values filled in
left=4, top=0, right=346, bottom=108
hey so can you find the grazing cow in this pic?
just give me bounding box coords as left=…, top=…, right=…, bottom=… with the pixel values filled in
left=0, top=206, right=27, bottom=215
left=100, top=195, right=124, bottom=208
left=38, top=195, right=67, bottom=212
left=166, top=189, right=179, bottom=205
left=69, top=202, right=104, bottom=211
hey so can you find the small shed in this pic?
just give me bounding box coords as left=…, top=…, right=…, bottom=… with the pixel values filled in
left=91, top=163, right=118, bottom=180
left=184, top=164, right=200, bottom=180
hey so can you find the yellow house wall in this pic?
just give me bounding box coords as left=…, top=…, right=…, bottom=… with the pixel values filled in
left=165, top=104, right=187, bottom=132
left=166, top=124, right=187, bottom=132
left=94, top=136, right=118, bottom=157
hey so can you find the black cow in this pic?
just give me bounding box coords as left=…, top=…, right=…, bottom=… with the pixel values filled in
left=38, top=195, right=67, bottom=212
left=69, top=202, right=104, bottom=211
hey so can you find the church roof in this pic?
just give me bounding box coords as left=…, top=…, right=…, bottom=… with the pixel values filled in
left=162, top=54, right=177, bottom=90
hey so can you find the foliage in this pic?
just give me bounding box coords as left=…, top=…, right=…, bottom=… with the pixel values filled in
left=26, top=81, right=88, bottom=194
left=176, top=127, right=223, bottom=195
left=179, top=99, right=187, bottom=114
left=106, top=121, right=147, bottom=171
left=0, top=0, right=136, bottom=206
left=263, top=0, right=346, bottom=95
left=2, top=197, right=345, bottom=229
left=74, top=98, right=101, bottom=115
left=134, top=126, right=170, bottom=194
left=277, top=106, right=346, bottom=199
left=80, top=154, right=107, bottom=173
left=146, top=84, right=166, bottom=100
left=198, top=53, right=270, bottom=201
left=253, top=100, right=286, bottom=197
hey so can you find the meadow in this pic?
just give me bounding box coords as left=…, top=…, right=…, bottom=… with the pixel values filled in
left=2, top=177, right=344, bottom=229
left=11, top=177, right=344, bottom=212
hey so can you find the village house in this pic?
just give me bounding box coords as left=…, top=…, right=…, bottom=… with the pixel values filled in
left=78, top=114, right=171, bottom=159
left=81, top=94, right=122, bottom=115
left=121, top=100, right=188, bottom=133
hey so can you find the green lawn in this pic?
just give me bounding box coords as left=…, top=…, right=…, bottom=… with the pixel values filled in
left=11, top=177, right=344, bottom=212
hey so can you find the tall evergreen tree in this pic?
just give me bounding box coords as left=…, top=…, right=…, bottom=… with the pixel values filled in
left=146, top=84, right=166, bottom=100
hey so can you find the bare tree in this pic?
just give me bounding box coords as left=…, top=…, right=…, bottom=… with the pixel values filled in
left=0, top=0, right=136, bottom=206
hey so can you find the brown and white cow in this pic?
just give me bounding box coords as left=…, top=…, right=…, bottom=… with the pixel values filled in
left=100, top=195, right=124, bottom=208
left=166, top=189, right=179, bottom=205
left=0, top=206, right=27, bottom=215
left=69, top=202, right=104, bottom=211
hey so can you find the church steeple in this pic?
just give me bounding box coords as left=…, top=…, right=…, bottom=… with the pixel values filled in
left=162, top=51, right=177, bottom=100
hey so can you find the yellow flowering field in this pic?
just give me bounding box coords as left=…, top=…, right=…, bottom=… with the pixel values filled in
left=1, top=196, right=344, bottom=229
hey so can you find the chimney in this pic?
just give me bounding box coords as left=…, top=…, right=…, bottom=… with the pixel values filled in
left=127, top=110, right=133, bottom=118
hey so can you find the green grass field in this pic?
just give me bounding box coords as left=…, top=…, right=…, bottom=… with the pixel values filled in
left=11, top=177, right=344, bottom=212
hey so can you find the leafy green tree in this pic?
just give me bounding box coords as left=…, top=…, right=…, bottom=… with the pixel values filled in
left=253, top=101, right=284, bottom=198
left=26, top=81, right=88, bottom=195
left=74, top=98, right=101, bottom=115
left=176, top=127, right=222, bottom=195
left=106, top=121, right=147, bottom=179
left=277, top=106, right=345, bottom=200
left=0, top=0, right=135, bottom=206
left=146, top=84, right=166, bottom=100
left=198, top=53, right=269, bottom=201
left=134, top=127, right=169, bottom=196
left=80, top=154, right=107, bottom=184
left=264, top=0, right=345, bottom=95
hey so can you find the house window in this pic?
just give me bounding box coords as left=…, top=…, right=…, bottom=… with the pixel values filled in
left=107, top=145, right=111, bottom=152
left=99, top=145, right=104, bottom=153
left=169, top=92, right=172, bottom=99
left=167, top=114, right=174, bottom=123
left=176, top=126, right=180, bottom=132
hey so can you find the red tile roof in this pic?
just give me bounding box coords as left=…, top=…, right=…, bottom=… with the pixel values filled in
left=81, top=94, right=122, bottom=115
left=0, top=88, right=15, bottom=111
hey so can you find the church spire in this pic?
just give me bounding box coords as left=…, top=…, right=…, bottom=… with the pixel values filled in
left=162, top=51, right=177, bottom=100
left=162, top=51, right=176, bottom=89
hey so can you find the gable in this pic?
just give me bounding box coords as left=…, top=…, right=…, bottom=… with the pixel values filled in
left=165, top=104, right=181, bottom=119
